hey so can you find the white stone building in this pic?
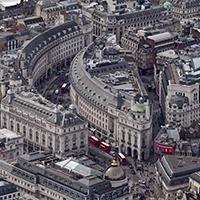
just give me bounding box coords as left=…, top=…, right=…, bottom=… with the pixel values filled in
left=166, top=83, right=200, bottom=127
left=18, top=18, right=92, bottom=88
left=70, top=39, right=152, bottom=160
left=0, top=90, right=88, bottom=156
left=159, top=45, right=200, bottom=128
left=0, top=128, right=23, bottom=161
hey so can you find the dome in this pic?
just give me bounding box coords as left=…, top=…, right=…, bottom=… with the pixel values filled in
left=104, top=160, right=125, bottom=181
left=131, top=102, right=146, bottom=113
left=163, top=1, right=173, bottom=9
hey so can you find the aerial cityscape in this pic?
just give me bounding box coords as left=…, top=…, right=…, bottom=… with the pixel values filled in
left=0, top=0, right=199, bottom=199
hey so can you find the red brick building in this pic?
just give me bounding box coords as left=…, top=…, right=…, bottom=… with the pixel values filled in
left=121, top=30, right=177, bottom=73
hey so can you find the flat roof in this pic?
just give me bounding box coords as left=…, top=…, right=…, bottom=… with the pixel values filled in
left=157, top=50, right=179, bottom=59
left=163, top=155, right=200, bottom=175
left=0, top=0, right=21, bottom=7
left=147, top=32, right=175, bottom=43
left=56, top=157, right=103, bottom=178
left=0, top=128, right=22, bottom=139
left=191, top=171, right=200, bottom=183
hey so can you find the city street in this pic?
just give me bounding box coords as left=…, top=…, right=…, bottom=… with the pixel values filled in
left=125, top=156, right=164, bottom=199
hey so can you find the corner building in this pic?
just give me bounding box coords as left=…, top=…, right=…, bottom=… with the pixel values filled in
left=70, top=40, right=152, bottom=161
left=0, top=90, right=88, bottom=156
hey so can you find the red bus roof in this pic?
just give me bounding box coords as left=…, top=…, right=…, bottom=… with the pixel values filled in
left=100, top=141, right=110, bottom=146
left=90, top=136, right=99, bottom=142
left=118, top=153, right=125, bottom=159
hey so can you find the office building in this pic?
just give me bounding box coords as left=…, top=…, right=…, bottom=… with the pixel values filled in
left=70, top=36, right=153, bottom=160
left=0, top=152, right=133, bottom=200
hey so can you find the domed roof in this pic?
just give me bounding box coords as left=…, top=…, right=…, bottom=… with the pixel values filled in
left=163, top=1, right=173, bottom=9
left=104, top=160, right=125, bottom=181
left=131, top=102, right=146, bottom=113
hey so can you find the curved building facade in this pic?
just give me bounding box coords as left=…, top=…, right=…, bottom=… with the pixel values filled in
left=0, top=17, right=93, bottom=156
left=70, top=39, right=153, bottom=161
left=18, top=19, right=92, bottom=88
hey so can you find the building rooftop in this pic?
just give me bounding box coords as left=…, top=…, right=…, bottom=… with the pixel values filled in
left=0, top=179, right=18, bottom=196
left=0, top=152, right=130, bottom=199
left=147, top=32, right=175, bottom=43
left=157, top=155, right=200, bottom=186
left=0, top=0, right=21, bottom=8
left=155, top=125, right=179, bottom=145
left=157, top=49, right=179, bottom=59
left=56, top=157, right=103, bottom=178
left=0, top=128, right=22, bottom=139
left=1, top=90, right=86, bottom=128
left=164, top=155, right=200, bottom=174
left=70, top=36, right=148, bottom=113
left=158, top=44, right=200, bottom=85
left=22, top=21, right=81, bottom=72
left=190, top=171, right=200, bottom=183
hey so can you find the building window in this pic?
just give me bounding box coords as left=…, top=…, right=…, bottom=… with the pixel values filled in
left=72, top=134, right=76, bottom=141
left=23, top=126, right=26, bottom=136
left=134, top=136, right=137, bottom=146
left=29, top=129, right=33, bottom=140
left=142, top=138, right=145, bottom=147
left=17, top=123, right=20, bottom=133
left=10, top=120, right=14, bottom=131
left=80, top=132, right=84, bottom=140
left=36, top=132, right=39, bottom=143
left=122, top=131, right=125, bottom=141
left=128, top=132, right=131, bottom=142
left=65, top=136, right=68, bottom=148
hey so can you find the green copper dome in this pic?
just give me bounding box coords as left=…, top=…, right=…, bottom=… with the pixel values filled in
left=131, top=102, right=146, bottom=113
left=163, top=1, right=173, bottom=9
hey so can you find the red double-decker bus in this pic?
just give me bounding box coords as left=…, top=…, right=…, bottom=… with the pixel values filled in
left=117, top=153, right=126, bottom=166
left=89, top=136, right=101, bottom=148
left=99, top=142, right=111, bottom=153
left=154, top=143, right=175, bottom=155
